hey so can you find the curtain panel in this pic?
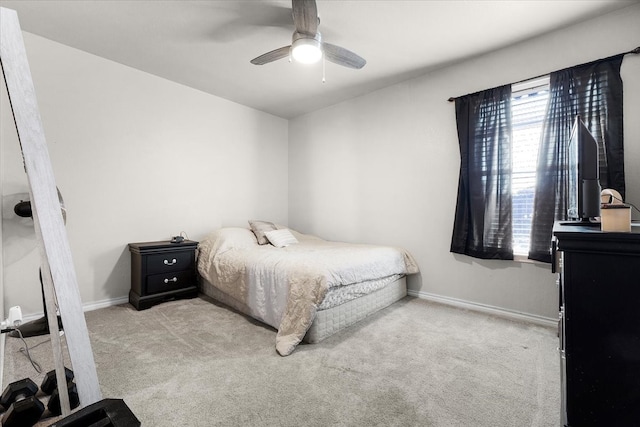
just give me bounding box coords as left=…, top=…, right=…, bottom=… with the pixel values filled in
left=528, top=55, right=625, bottom=262
left=451, top=85, right=514, bottom=260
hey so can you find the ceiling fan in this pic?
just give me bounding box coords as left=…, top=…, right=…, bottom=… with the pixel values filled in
left=250, top=0, right=366, bottom=69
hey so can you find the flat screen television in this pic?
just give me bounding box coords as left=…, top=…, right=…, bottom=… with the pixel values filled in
left=567, top=115, right=601, bottom=221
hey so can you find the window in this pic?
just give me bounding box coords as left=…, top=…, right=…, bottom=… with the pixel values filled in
left=452, top=54, right=626, bottom=262
left=510, top=76, right=549, bottom=256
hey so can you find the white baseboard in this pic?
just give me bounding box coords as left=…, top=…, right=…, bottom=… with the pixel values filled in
left=82, top=296, right=130, bottom=313
left=21, top=296, right=130, bottom=323
left=407, top=289, right=558, bottom=328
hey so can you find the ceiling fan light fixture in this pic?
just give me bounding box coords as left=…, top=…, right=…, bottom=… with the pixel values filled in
left=291, top=38, right=322, bottom=64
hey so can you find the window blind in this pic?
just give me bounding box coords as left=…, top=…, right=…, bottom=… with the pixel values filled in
left=511, top=77, right=549, bottom=256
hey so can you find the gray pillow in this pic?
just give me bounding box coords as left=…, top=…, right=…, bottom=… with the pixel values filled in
left=248, top=220, right=277, bottom=245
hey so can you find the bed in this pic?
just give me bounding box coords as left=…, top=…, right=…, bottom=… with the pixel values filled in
left=197, top=223, right=419, bottom=356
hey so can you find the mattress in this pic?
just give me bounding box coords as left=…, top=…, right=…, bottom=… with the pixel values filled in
left=198, top=275, right=407, bottom=344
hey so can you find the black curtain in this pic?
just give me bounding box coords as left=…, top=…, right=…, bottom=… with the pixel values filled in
left=528, top=55, right=625, bottom=262
left=451, top=85, right=514, bottom=260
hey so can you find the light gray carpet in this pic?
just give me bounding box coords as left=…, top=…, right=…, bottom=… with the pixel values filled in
left=3, top=296, right=560, bottom=426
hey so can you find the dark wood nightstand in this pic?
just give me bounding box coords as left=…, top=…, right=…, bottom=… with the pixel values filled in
left=128, top=240, right=199, bottom=310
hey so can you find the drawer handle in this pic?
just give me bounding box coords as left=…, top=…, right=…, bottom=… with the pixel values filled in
left=164, top=259, right=177, bottom=266
left=164, top=277, right=178, bottom=284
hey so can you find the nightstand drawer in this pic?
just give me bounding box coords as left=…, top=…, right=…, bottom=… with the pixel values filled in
left=146, top=270, right=195, bottom=295
left=147, top=251, right=194, bottom=275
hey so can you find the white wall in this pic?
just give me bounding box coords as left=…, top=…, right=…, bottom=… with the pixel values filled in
left=3, top=5, right=639, bottom=322
left=1, top=33, right=288, bottom=316
left=289, top=4, right=640, bottom=320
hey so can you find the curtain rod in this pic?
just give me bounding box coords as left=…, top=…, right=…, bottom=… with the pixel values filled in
left=447, top=46, right=640, bottom=103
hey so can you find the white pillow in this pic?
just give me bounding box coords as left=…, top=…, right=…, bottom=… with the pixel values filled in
left=265, top=229, right=299, bottom=248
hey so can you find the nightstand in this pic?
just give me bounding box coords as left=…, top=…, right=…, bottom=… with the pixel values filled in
left=128, top=240, right=199, bottom=310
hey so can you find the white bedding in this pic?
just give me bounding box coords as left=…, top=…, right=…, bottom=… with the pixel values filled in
left=197, top=227, right=419, bottom=356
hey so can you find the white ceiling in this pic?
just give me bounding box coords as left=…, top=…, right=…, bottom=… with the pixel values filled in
left=1, top=0, right=637, bottom=118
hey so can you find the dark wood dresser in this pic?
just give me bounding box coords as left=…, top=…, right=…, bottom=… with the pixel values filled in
left=128, top=240, right=199, bottom=310
left=553, top=222, right=640, bottom=426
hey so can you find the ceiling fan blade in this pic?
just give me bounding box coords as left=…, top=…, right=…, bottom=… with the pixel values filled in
left=292, top=0, right=318, bottom=35
left=250, top=46, right=291, bottom=65
left=322, top=43, right=366, bottom=69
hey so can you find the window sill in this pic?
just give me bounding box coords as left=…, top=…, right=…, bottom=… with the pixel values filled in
left=512, top=254, right=545, bottom=265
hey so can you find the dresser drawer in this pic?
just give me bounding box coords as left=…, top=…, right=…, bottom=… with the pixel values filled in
left=146, top=270, right=195, bottom=295
left=147, top=251, right=194, bottom=275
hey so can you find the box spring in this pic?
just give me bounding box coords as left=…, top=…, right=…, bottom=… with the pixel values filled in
left=198, top=276, right=407, bottom=344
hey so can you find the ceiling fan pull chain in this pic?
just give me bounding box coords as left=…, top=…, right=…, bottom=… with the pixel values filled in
left=322, top=56, right=326, bottom=83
